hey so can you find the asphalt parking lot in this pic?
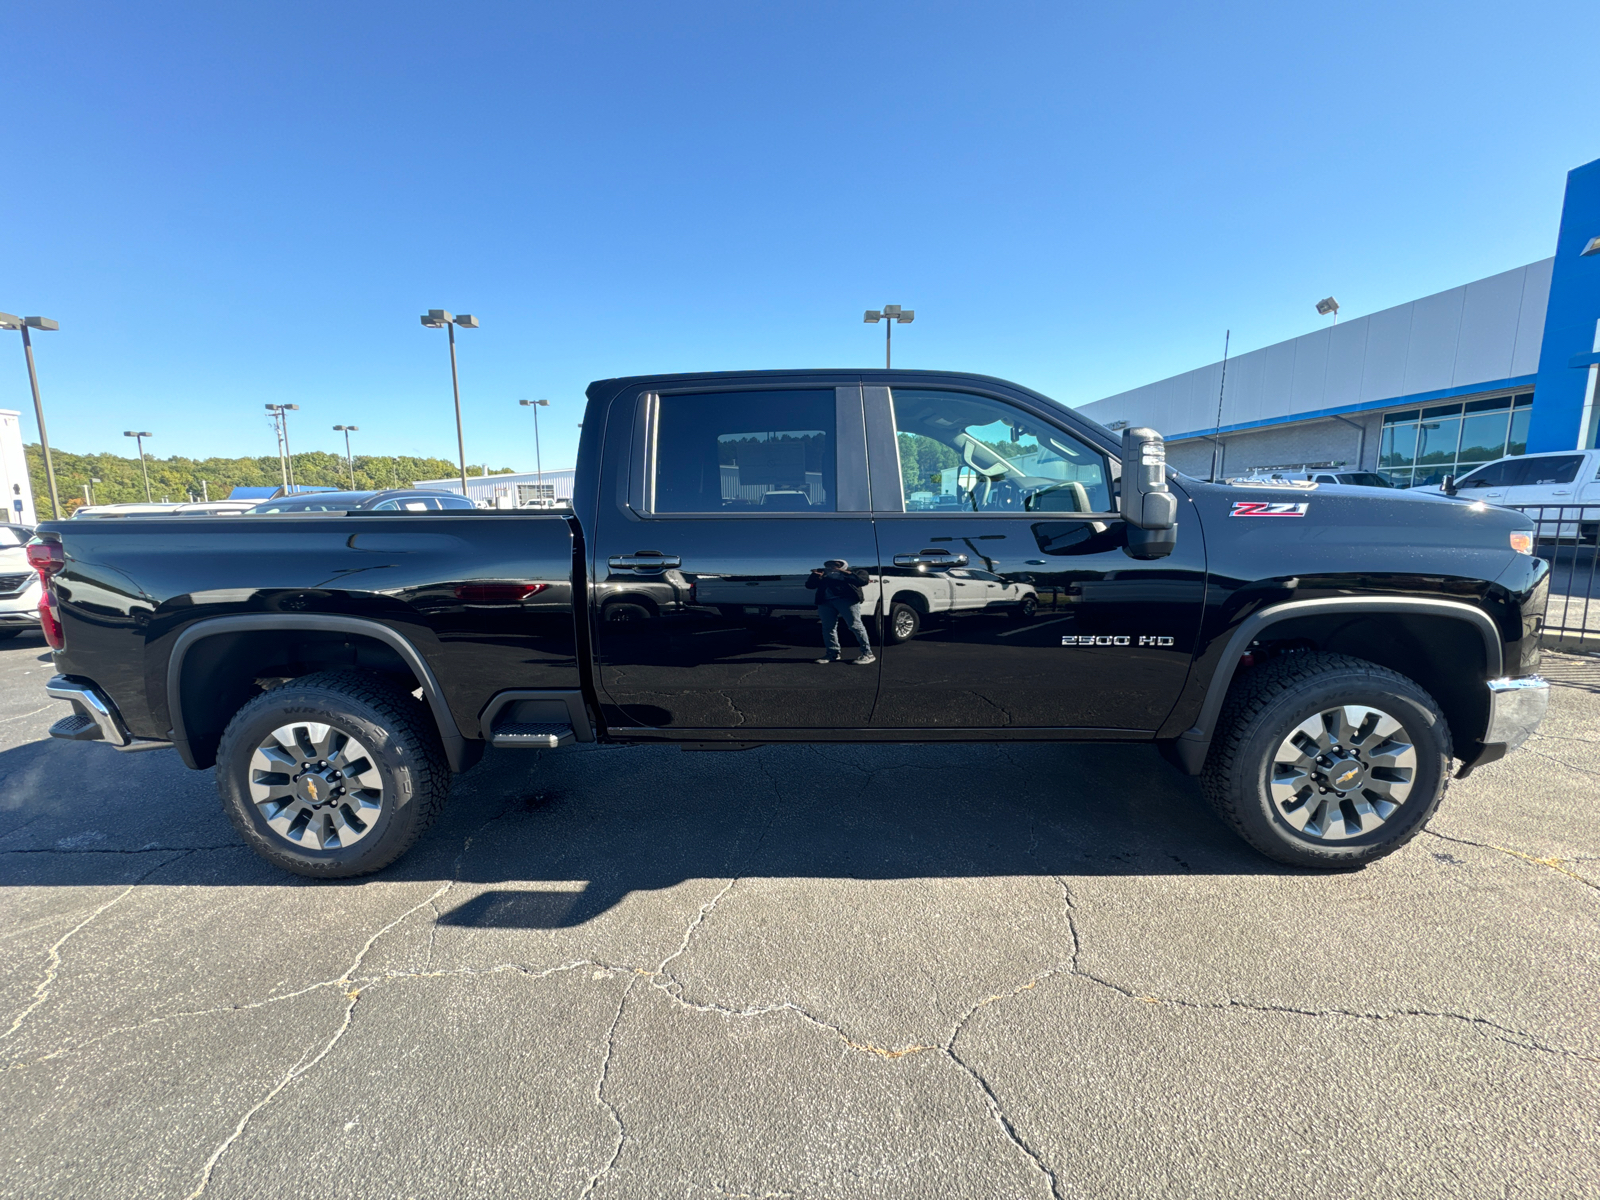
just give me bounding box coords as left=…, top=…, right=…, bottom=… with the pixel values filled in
left=1, top=627, right=1596, bottom=1199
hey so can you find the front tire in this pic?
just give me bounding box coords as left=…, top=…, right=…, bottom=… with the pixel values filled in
left=1201, top=652, right=1451, bottom=869
left=215, top=670, right=450, bottom=878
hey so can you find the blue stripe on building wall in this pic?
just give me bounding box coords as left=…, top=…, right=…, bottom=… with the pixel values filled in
left=1527, top=156, right=1600, bottom=453
left=1165, top=375, right=1537, bottom=443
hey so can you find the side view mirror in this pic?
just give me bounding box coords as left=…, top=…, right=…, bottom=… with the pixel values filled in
left=1441, top=474, right=1458, bottom=497
left=1120, top=427, right=1177, bottom=559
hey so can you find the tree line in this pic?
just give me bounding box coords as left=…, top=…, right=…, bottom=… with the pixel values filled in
left=22, top=445, right=516, bottom=519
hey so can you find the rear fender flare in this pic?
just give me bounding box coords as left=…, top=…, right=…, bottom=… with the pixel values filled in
left=165, top=614, right=469, bottom=772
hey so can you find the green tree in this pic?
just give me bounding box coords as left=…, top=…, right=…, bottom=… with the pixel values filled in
left=24, top=446, right=515, bottom=519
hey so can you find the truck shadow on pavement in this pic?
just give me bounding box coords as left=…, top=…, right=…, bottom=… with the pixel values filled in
left=0, top=714, right=1290, bottom=919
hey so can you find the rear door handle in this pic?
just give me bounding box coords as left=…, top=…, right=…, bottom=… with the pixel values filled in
left=609, top=552, right=681, bottom=569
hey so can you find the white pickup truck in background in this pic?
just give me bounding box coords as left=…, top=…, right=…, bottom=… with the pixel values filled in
left=1418, top=449, right=1600, bottom=540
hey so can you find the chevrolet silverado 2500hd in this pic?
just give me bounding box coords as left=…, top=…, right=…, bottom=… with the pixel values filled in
left=31, top=370, right=1550, bottom=876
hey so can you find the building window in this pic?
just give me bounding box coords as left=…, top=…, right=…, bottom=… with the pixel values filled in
left=1378, top=393, right=1531, bottom=487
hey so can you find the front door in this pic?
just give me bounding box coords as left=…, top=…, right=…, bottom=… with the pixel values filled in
left=864, top=383, right=1205, bottom=731
left=591, top=383, right=880, bottom=730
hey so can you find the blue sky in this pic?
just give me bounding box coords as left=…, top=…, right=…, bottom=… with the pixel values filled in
left=3, top=2, right=1596, bottom=472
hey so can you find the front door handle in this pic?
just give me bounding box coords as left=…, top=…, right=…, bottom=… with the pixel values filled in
left=610, top=552, right=681, bottom=569
left=894, top=551, right=969, bottom=567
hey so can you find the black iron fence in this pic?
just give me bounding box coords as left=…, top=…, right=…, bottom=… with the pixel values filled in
left=1507, top=504, right=1600, bottom=646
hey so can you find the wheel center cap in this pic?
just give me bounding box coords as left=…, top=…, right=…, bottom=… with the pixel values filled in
left=1326, top=755, right=1367, bottom=794
left=294, top=772, right=334, bottom=806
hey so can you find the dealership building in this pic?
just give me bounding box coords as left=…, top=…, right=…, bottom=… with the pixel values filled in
left=414, top=467, right=577, bottom=507
left=1077, top=156, right=1600, bottom=486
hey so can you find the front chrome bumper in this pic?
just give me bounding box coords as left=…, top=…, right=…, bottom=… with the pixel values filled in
left=1484, top=676, right=1549, bottom=752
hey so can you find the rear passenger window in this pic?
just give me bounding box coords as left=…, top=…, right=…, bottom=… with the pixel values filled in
left=654, top=390, right=836, bottom=513
left=1523, top=456, right=1582, bottom=486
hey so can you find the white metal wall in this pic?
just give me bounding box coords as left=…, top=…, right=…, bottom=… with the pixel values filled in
left=1077, top=259, right=1553, bottom=438
left=0, top=410, right=37, bottom=525
left=413, top=467, right=577, bottom=506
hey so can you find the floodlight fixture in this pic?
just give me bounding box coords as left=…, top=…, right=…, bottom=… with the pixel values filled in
left=1316, top=296, right=1340, bottom=318
left=862, top=303, right=916, bottom=367
left=0, top=313, right=20, bottom=330
left=23, top=317, right=59, bottom=331
left=1582, top=237, right=1600, bottom=257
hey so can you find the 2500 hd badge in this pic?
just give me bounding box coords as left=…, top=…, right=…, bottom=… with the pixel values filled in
left=1062, top=635, right=1176, bottom=646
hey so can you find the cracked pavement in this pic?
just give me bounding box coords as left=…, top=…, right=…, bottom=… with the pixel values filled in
left=1, top=629, right=1596, bottom=1198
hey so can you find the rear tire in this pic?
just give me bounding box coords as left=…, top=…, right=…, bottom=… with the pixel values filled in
left=1201, top=652, right=1451, bottom=869
left=0, top=628, right=21, bottom=641
left=603, top=601, right=653, bottom=622
left=215, top=670, right=449, bottom=879
left=884, top=601, right=920, bottom=644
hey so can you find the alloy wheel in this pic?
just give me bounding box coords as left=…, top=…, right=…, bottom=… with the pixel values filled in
left=894, top=608, right=917, bottom=640
left=1269, top=704, right=1416, bottom=841
left=248, top=722, right=384, bottom=850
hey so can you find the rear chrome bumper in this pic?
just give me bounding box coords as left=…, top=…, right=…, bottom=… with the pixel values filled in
left=1484, top=676, right=1549, bottom=752
left=45, top=676, right=172, bottom=753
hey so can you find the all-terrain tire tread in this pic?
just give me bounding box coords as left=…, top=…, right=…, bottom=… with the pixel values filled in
left=216, top=669, right=450, bottom=878
left=1200, top=651, right=1451, bottom=868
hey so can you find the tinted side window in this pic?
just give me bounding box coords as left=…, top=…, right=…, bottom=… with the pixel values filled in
left=889, top=389, right=1111, bottom=513
left=654, top=390, right=836, bottom=513
left=1523, top=456, right=1582, bottom=486
left=1457, top=460, right=1517, bottom=488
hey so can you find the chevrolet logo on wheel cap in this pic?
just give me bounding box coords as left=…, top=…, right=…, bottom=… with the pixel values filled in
left=1335, top=767, right=1360, bottom=786
left=305, top=778, right=321, bottom=801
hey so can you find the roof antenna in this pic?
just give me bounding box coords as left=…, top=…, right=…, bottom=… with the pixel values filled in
left=1209, top=330, right=1231, bottom=482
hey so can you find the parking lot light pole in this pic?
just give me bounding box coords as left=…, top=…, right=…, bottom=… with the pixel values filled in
left=863, top=305, right=914, bottom=369
left=421, top=310, right=479, bottom=497
left=333, top=425, right=359, bottom=488
left=0, top=313, right=62, bottom=518
left=265, top=404, right=300, bottom=491
left=123, top=431, right=154, bottom=502
left=519, top=399, right=549, bottom=499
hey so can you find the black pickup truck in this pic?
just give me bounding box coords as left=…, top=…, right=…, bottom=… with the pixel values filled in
left=31, top=370, right=1551, bottom=877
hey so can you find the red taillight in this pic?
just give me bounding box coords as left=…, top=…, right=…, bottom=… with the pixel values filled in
left=27, top=539, right=64, bottom=578
left=39, top=593, right=64, bottom=650
left=453, top=582, right=549, bottom=603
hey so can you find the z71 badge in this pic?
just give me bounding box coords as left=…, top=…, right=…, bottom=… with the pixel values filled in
left=1230, top=501, right=1310, bottom=517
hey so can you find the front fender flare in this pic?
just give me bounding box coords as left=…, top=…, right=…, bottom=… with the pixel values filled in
left=1163, top=597, right=1502, bottom=774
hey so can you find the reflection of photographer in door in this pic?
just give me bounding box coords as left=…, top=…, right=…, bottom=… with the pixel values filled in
left=806, top=559, right=875, bottom=665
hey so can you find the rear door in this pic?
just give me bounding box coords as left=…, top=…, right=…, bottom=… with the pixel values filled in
left=865, top=382, right=1205, bottom=731
left=591, top=382, right=880, bottom=730
left=1505, top=455, right=1585, bottom=507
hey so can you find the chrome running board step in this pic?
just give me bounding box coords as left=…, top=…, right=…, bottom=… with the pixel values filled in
left=488, top=720, right=575, bottom=749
